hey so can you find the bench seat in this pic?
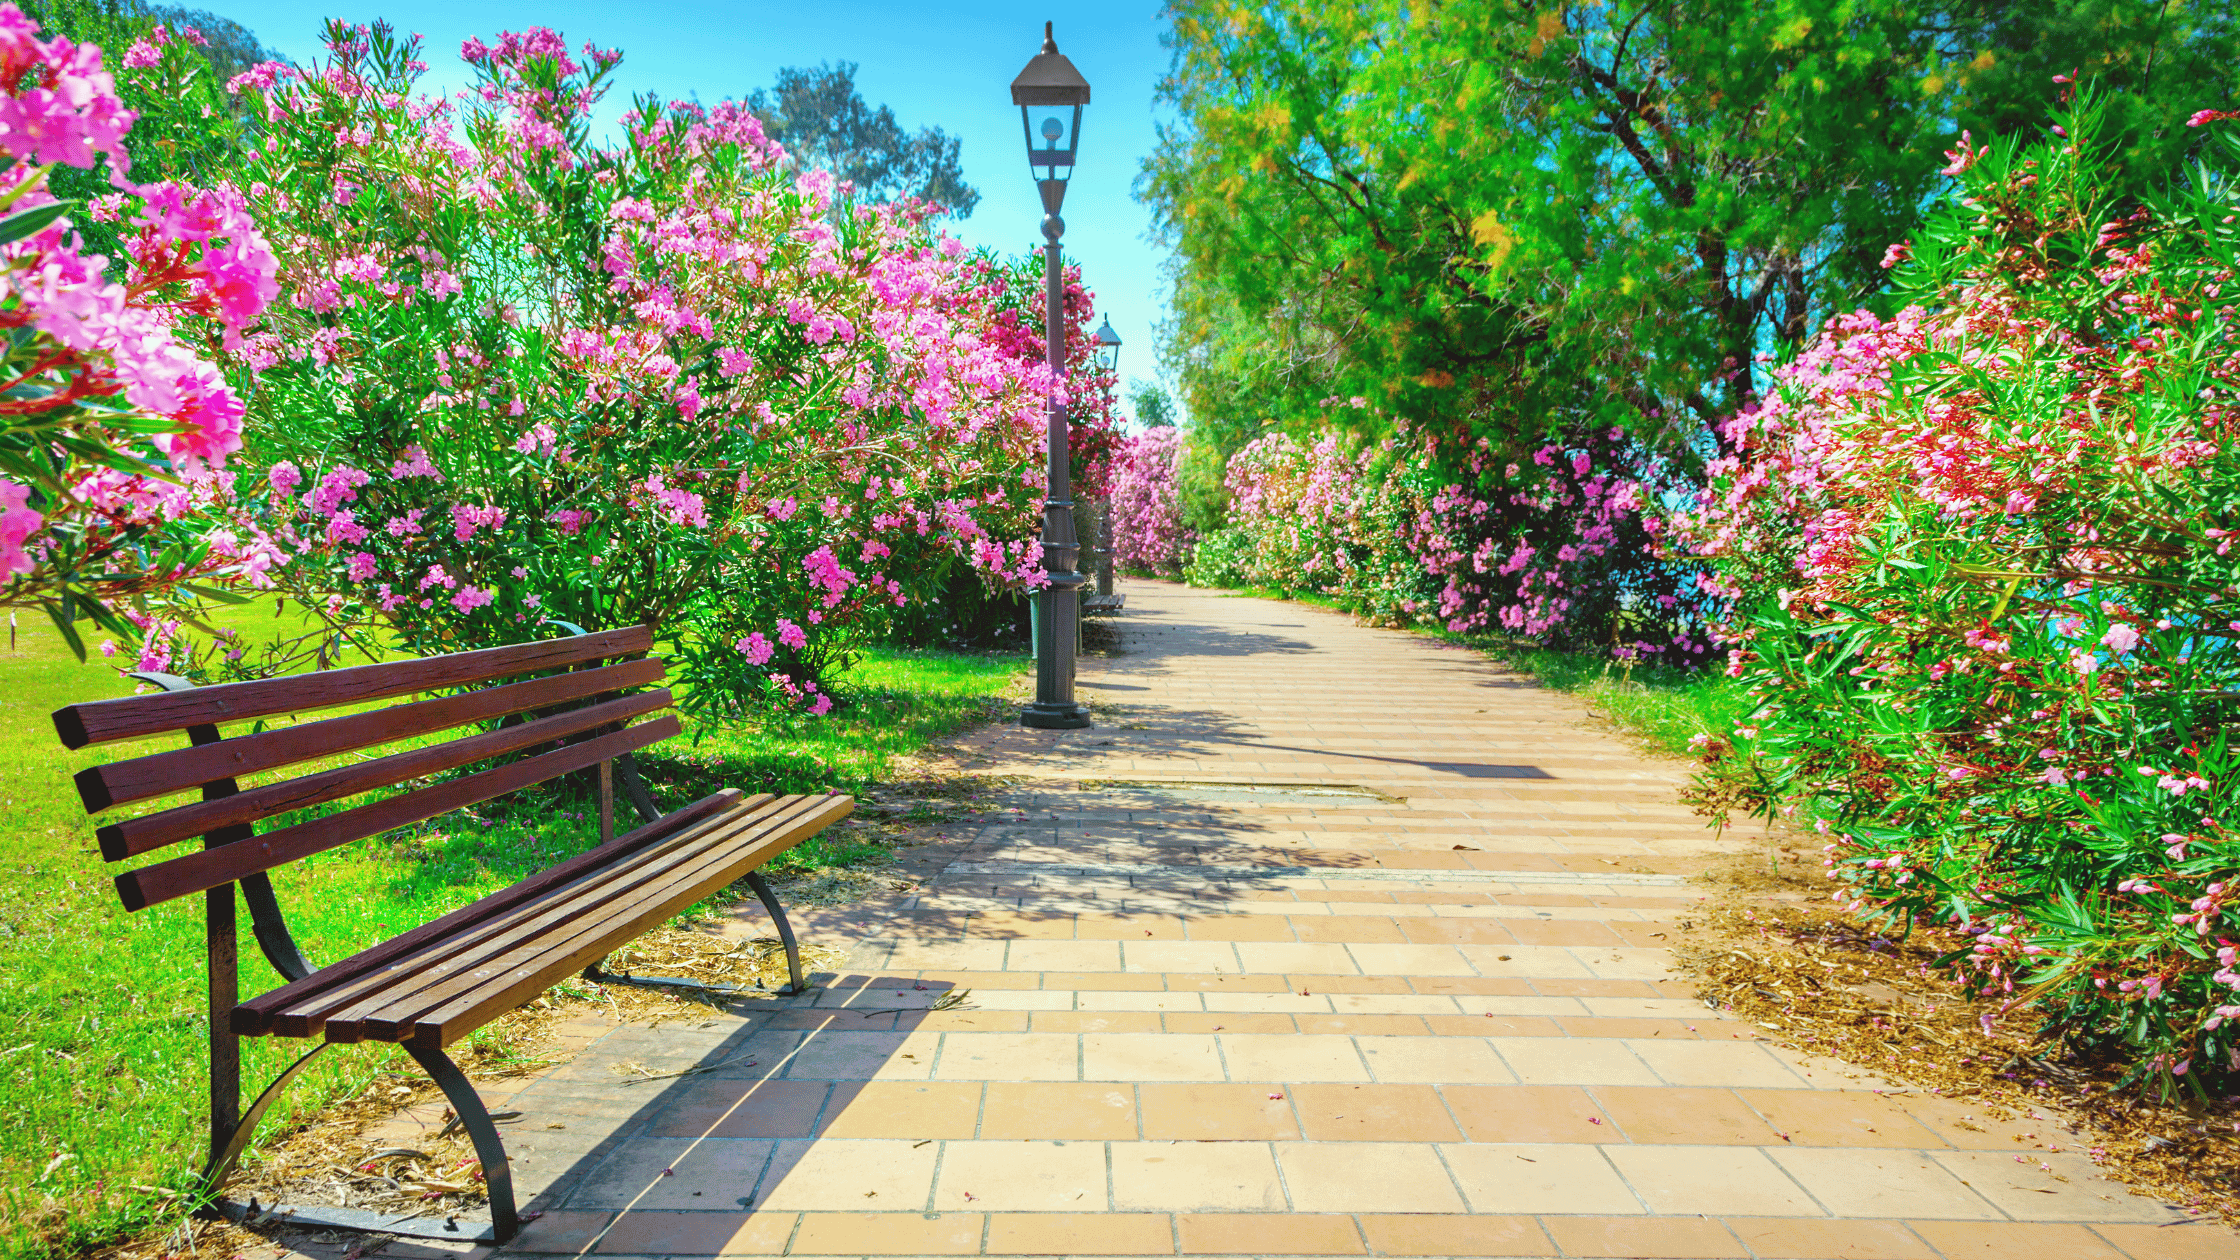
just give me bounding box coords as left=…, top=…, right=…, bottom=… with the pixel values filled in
left=239, top=790, right=850, bottom=1049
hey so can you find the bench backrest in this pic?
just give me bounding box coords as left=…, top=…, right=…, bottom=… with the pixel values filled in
left=52, top=625, right=675, bottom=913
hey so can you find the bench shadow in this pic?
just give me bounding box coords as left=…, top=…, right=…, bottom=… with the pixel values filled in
left=483, top=973, right=997, bottom=1248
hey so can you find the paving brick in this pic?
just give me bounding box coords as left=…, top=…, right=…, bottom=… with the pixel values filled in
left=1138, top=1083, right=1300, bottom=1140
left=986, top=1213, right=1173, bottom=1255
left=1175, top=1213, right=1362, bottom=1254
left=785, top=1212, right=983, bottom=1255
left=1720, top=1217, right=1933, bottom=1259
left=588, top=1210, right=797, bottom=1254
left=980, top=1081, right=1138, bottom=1139
left=1539, top=1216, right=1749, bottom=1259
left=817, top=1082, right=981, bottom=1139
left=1287, top=1083, right=1464, bottom=1142
left=1353, top=1214, right=1553, bottom=1256
left=933, top=1140, right=1108, bottom=1211
left=1908, top=1221, right=2128, bottom=1260
left=2089, top=1221, right=2240, bottom=1259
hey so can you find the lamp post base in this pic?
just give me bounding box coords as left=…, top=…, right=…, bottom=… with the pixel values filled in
left=1020, top=701, right=1092, bottom=729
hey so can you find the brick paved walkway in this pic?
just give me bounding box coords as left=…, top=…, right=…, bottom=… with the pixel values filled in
left=490, top=580, right=2229, bottom=1259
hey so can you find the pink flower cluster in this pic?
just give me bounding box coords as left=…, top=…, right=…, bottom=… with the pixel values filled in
left=0, top=4, right=275, bottom=592
left=1106, top=426, right=1193, bottom=573
left=1682, top=97, right=2240, bottom=1085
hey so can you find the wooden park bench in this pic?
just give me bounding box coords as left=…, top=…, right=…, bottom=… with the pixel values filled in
left=49, top=625, right=851, bottom=1243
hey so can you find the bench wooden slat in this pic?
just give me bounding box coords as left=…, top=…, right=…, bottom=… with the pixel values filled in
left=233, top=788, right=758, bottom=1036
left=115, top=716, right=680, bottom=911
left=392, top=794, right=854, bottom=1048
left=77, top=657, right=669, bottom=814
left=315, top=795, right=844, bottom=1043
left=98, top=689, right=676, bottom=861
left=53, top=625, right=654, bottom=750
left=272, top=796, right=808, bottom=1038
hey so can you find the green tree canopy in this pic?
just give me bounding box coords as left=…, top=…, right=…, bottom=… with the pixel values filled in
left=750, top=61, right=979, bottom=217
left=1130, top=378, right=1178, bottom=426
left=1144, top=0, right=2240, bottom=463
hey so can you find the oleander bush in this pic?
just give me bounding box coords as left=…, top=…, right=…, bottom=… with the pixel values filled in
left=1105, top=424, right=1192, bottom=575
left=0, top=14, right=1115, bottom=713
left=0, top=3, right=276, bottom=652
left=1133, top=413, right=1714, bottom=661
left=1673, top=94, right=2240, bottom=1091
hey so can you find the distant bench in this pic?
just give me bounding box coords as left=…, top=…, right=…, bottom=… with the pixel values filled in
left=50, top=625, right=850, bottom=1243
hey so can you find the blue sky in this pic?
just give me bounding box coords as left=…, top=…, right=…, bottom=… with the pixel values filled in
left=199, top=1, right=1180, bottom=417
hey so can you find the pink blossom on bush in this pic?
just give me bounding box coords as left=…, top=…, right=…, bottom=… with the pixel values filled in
left=0, top=9, right=132, bottom=171
left=0, top=479, right=41, bottom=574
left=1106, top=426, right=1193, bottom=573
left=736, top=631, right=774, bottom=664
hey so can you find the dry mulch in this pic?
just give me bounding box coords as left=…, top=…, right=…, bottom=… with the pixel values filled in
left=1675, top=893, right=2240, bottom=1228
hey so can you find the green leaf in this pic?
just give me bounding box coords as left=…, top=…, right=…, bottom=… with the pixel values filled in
left=0, top=199, right=71, bottom=247
left=175, top=582, right=251, bottom=605
left=40, top=597, right=85, bottom=661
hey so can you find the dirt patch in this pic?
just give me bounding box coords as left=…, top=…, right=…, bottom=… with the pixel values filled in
left=1675, top=900, right=2240, bottom=1227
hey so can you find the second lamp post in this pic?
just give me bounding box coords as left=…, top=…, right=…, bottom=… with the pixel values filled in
left=1012, top=22, right=1092, bottom=730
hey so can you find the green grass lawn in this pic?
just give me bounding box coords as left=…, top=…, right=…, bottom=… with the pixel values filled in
left=0, top=612, right=1025, bottom=1258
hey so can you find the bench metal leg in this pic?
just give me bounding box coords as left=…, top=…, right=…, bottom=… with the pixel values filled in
left=241, top=873, right=315, bottom=982
left=407, top=1044, right=520, bottom=1243
left=742, top=871, right=806, bottom=996
left=202, top=1041, right=332, bottom=1192
left=584, top=870, right=809, bottom=999
left=198, top=1040, right=518, bottom=1245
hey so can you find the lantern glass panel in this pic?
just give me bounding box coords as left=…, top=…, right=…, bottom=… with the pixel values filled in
left=1023, top=104, right=1082, bottom=183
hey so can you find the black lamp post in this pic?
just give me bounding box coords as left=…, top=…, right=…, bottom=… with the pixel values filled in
left=1090, top=317, right=1121, bottom=597
left=1013, top=22, right=1092, bottom=730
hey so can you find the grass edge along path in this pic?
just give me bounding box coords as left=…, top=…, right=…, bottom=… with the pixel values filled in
left=0, top=615, right=1026, bottom=1260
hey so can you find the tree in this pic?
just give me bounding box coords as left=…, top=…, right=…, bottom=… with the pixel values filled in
left=22, top=0, right=282, bottom=257
left=1143, top=1, right=2240, bottom=465
left=1129, top=378, right=1177, bottom=426
left=750, top=61, right=979, bottom=217
left=146, top=3, right=285, bottom=85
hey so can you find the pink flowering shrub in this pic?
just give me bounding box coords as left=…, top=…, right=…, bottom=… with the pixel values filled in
left=1106, top=426, right=1193, bottom=573
left=1180, top=413, right=1712, bottom=660
left=1673, top=95, right=2240, bottom=1090
left=0, top=2, right=275, bottom=653
left=162, top=22, right=1109, bottom=712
